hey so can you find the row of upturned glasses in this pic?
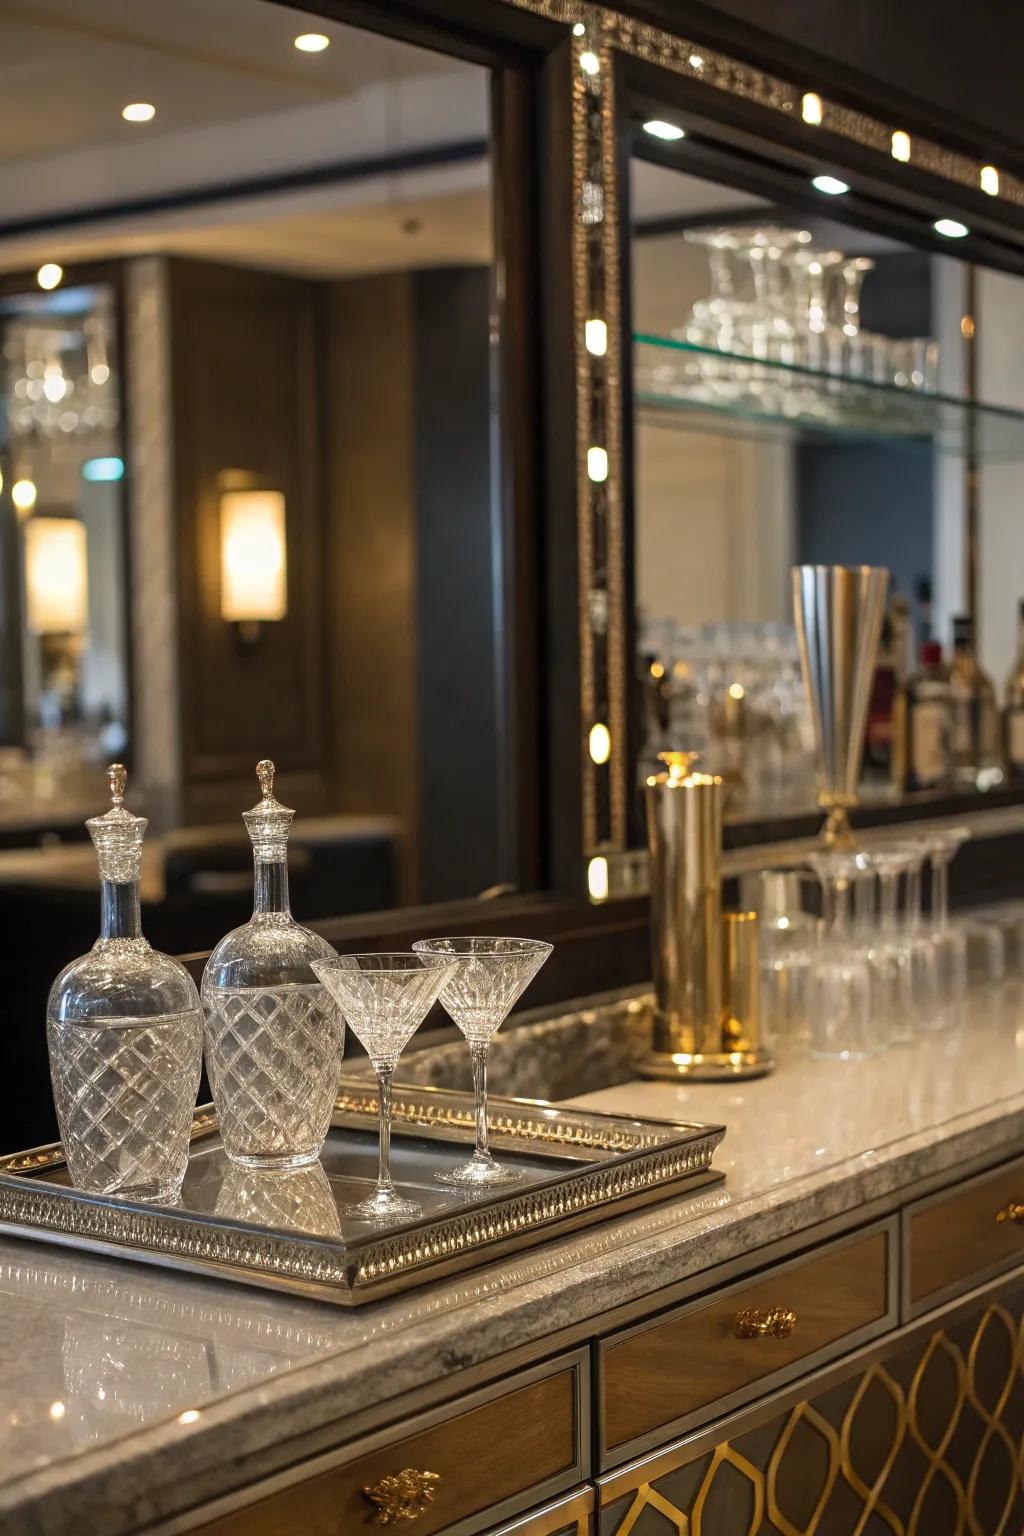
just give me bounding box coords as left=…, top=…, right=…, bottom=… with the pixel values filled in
left=312, top=937, right=551, bottom=1224
left=747, top=827, right=1012, bottom=1060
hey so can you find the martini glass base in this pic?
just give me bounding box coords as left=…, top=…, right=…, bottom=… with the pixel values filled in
left=435, top=1153, right=526, bottom=1189
left=345, top=1188, right=423, bottom=1222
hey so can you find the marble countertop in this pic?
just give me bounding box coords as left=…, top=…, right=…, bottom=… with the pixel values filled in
left=2, top=994, right=1023, bottom=1534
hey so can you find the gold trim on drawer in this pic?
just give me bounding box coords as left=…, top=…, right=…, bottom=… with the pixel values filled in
left=908, top=1156, right=1024, bottom=1312
left=601, top=1227, right=891, bottom=1455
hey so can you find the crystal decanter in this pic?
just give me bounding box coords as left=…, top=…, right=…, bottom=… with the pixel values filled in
left=202, top=761, right=343, bottom=1169
left=46, top=765, right=203, bottom=1203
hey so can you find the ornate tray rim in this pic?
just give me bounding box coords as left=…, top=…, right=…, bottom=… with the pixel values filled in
left=0, top=1078, right=725, bottom=1306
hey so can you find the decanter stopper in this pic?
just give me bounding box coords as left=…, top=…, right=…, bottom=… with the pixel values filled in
left=86, top=762, right=148, bottom=883
left=242, top=759, right=295, bottom=863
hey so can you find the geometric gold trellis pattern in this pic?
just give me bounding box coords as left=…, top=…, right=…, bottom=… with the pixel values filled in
left=602, top=1293, right=1024, bottom=1536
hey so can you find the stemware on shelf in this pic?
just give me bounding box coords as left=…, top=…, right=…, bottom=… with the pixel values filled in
left=202, top=761, right=343, bottom=1170
left=923, top=825, right=970, bottom=1017
left=311, top=953, right=457, bottom=1222
left=901, top=841, right=944, bottom=1032
left=46, top=765, right=203, bottom=1203
left=868, top=844, right=915, bottom=1047
left=412, top=937, right=552, bottom=1187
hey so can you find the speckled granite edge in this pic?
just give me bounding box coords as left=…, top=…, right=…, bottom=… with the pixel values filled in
left=2, top=1084, right=1022, bottom=1536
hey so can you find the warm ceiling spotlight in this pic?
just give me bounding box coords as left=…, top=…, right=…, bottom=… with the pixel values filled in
left=121, top=102, right=155, bottom=122
left=584, top=318, right=608, bottom=357
left=801, top=92, right=823, bottom=126
left=587, top=855, right=609, bottom=903
left=934, top=217, right=969, bottom=238
left=579, top=50, right=600, bottom=76
left=980, top=164, right=1000, bottom=196
left=572, top=20, right=585, bottom=35
left=688, top=53, right=705, bottom=70
left=293, top=32, right=329, bottom=51
left=36, top=263, right=62, bottom=291
left=811, top=174, right=849, bottom=196
left=643, top=119, right=686, bottom=142
left=891, top=130, right=911, bottom=162
left=587, top=445, right=609, bottom=482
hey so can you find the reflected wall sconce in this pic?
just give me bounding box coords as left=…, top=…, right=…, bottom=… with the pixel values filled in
left=24, top=516, right=88, bottom=635
left=219, top=487, right=287, bottom=644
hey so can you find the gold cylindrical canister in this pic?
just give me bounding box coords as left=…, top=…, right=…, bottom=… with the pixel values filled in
left=719, top=911, right=772, bottom=1076
left=643, top=754, right=723, bottom=1059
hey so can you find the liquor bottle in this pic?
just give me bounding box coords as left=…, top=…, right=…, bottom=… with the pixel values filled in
left=202, top=760, right=344, bottom=1169
left=1004, top=600, right=1024, bottom=781
left=949, top=615, right=1002, bottom=787
left=46, top=764, right=203, bottom=1202
left=864, top=595, right=910, bottom=781
left=894, top=641, right=952, bottom=793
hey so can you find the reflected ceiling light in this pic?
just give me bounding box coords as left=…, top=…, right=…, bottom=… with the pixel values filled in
left=25, top=518, right=88, bottom=635
left=587, top=855, right=609, bottom=903
left=90, top=362, right=110, bottom=386
left=177, top=1409, right=201, bottom=1425
left=689, top=53, right=705, bottom=70
left=588, top=722, right=612, bottom=765
left=961, top=314, right=976, bottom=339
left=572, top=20, right=585, bottom=35
left=934, top=217, right=969, bottom=238
left=220, top=488, right=287, bottom=639
left=587, top=445, right=608, bottom=482
left=801, top=92, right=823, bottom=126
left=891, top=130, right=911, bottom=162
left=293, top=32, right=329, bottom=51
left=121, top=102, right=155, bottom=122
left=36, top=263, right=62, bottom=291
left=643, top=119, right=685, bottom=141
left=980, top=164, right=1000, bottom=196
left=579, top=50, right=600, bottom=75
left=11, top=478, right=37, bottom=513
left=82, top=456, right=124, bottom=483
left=585, top=318, right=607, bottom=356
left=49, top=1402, right=66, bottom=1422
left=811, top=174, right=849, bottom=195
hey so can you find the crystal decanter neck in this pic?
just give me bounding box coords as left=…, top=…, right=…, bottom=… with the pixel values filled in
left=87, top=764, right=149, bottom=948
left=244, top=760, right=294, bottom=920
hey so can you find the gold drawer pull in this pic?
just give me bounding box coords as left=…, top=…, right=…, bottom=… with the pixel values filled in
left=995, top=1202, right=1024, bottom=1226
left=733, top=1306, right=797, bottom=1340
left=363, top=1468, right=441, bottom=1525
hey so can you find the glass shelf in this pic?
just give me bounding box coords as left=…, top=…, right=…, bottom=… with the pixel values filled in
left=634, top=333, right=1024, bottom=459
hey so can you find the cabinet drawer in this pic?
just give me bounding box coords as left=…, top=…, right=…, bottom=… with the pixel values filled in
left=190, top=1354, right=584, bottom=1536
left=599, top=1221, right=894, bottom=1461
left=487, top=1486, right=593, bottom=1535
left=906, top=1154, right=1024, bottom=1315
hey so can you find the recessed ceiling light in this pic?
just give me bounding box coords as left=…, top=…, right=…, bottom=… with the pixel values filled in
left=122, top=102, right=155, bottom=123
left=934, top=217, right=969, bottom=238
left=643, top=119, right=686, bottom=141
left=572, top=21, right=585, bottom=35
left=811, top=174, right=849, bottom=196
left=579, top=50, right=600, bottom=76
left=801, top=92, right=823, bottom=126
left=980, top=165, right=999, bottom=196
left=294, top=32, right=329, bottom=51
left=36, top=263, right=63, bottom=291
left=891, top=130, right=911, bottom=162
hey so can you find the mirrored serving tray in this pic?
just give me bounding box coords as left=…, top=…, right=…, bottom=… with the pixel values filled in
left=0, top=1079, right=725, bottom=1305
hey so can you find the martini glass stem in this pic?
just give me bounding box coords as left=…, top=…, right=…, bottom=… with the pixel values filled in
left=470, top=1042, right=491, bottom=1161
left=375, top=1066, right=395, bottom=1197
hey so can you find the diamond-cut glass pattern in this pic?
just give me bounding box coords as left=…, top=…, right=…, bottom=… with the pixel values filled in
left=203, top=984, right=342, bottom=1166
left=48, top=1012, right=203, bottom=1200
left=603, top=1291, right=1024, bottom=1535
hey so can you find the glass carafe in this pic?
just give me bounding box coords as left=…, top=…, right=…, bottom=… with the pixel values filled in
left=46, top=765, right=203, bottom=1203
left=202, top=761, right=343, bottom=1169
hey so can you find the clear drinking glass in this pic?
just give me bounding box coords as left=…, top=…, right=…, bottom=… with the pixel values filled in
left=806, top=850, right=880, bottom=1059
left=902, top=842, right=944, bottom=1031
left=412, top=938, right=552, bottom=1187
left=202, top=762, right=343, bottom=1170
left=47, top=765, right=203, bottom=1203
left=742, top=870, right=820, bottom=1054
left=923, top=826, right=970, bottom=1022
left=311, top=953, right=457, bottom=1222
left=869, top=844, right=915, bottom=1046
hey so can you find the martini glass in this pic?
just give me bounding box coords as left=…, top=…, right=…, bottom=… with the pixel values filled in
left=412, top=937, right=552, bottom=1187
left=311, top=953, right=456, bottom=1221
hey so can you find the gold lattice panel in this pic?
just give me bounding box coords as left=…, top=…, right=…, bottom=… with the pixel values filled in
left=601, top=1294, right=1024, bottom=1535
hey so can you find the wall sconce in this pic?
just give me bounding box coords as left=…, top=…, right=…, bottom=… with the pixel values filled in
left=24, top=517, right=88, bottom=634
left=219, top=488, right=287, bottom=643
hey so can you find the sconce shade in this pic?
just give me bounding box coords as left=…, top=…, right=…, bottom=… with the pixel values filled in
left=219, top=489, right=287, bottom=623
left=25, top=517, right=88, bottom=634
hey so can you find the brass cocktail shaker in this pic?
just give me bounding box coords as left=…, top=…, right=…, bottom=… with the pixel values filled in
left=637, top=752, right=772, bottom=1081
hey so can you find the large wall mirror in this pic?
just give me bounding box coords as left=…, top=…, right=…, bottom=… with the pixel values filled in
left=598, top=41, right=1024, bottom=878
left=0, top=0, right=573, bottom=1147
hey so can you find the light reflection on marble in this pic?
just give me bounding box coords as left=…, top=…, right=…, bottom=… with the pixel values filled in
left=2, top=988, right=1024, bottom=1534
